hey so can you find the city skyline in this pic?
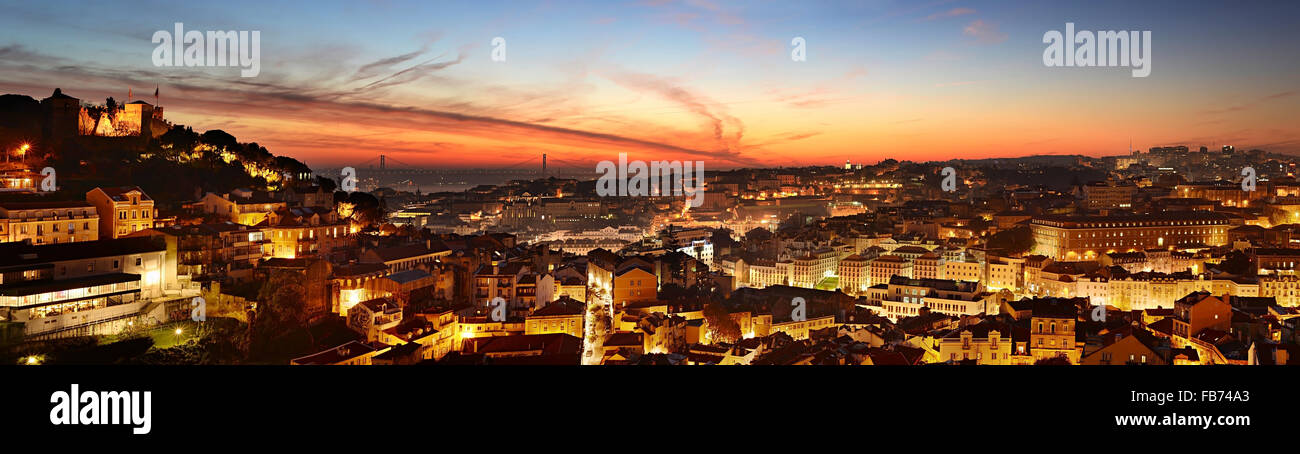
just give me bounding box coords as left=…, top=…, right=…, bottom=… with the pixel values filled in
left=1, top=0, right=1298, bottom=170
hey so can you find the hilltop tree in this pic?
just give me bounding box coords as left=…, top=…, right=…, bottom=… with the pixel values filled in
left=702, top=302, right=741, bottom=344
left=988, top=226, right=1035, bottom=255
left=248, top=270, right=314, bottom=360
left=336, top=191, right=385, bottom=227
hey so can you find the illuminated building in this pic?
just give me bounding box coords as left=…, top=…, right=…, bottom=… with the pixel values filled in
left=1027, top=298, right=1081, bottom=364
left=0, top=237, right=171, bottom=338
left=1081, top=180, right=1136, bottom=209
left=524, top=296, right=585, bottom=338
left=1254, top=248, right=1300, bottom=276
left=360, top=242, right=451, bottom=272
left=263, top=207, right=352, bottom=259
left=1030, top=212, right=1231, bottom=259
left=870, top=276, right=994, bottom=321
left=635, top=312, right=688, bottom=353
left=913, top=252, right=945, bottom=280
left=347, top=297, right=402, bottom=343
left=837, top=254, right=868, bottom=295
left=331, top=263, right=390, bottom=315
left=790, top=248, right=838, bottom=288
left=196, top=191, right=286, bottom=226
left=1259, top=275, right=1300, bottom=307
left=474, top=261, right=524, bottom=313
left=143, top=222, right=268, bottom=282
left=1173, top=181, right=1267, bottom=207
left=611, top=265, right=657, bottom=310
left=1080, top=326, right=1166, bottom=365
left=0, top=200, right=99, bottom=245
left=984, top=257, right=1024, bottom=293
left=937, top=322, right=1013, bottom=364
left=675, top=239, right=714, bottom=268
left=943, top=259, right=981, bottom=283
left=745, top=259, right=791, bottom=289
left=1075, top=271, right=1214, bottom=311
left=770, top=314, right=836, bottom=341
left=868, top=255, right=911, bottom=286
left=86, top=186, right=155, bottom=239
left=1171, top=292, right=1232, bottom=346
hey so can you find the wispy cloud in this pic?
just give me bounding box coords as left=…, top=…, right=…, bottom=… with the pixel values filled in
left=963, top=19, right=1007, bottom=44
left=349, top=35, right=441, bottom=82
left=1199, top=90, right=1297, bottom=115
left=0, top=44, right=762, bottom=167
left=924, top=7, right=975, bottom=21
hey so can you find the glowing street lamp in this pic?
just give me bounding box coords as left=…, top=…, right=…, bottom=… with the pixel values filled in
left=12, top=143, right=29, bottom=164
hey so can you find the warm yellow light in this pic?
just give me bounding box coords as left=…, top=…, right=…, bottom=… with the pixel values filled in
left=19, top=143, right=30, bottom=152
left=174, top=328, right=183, bottom=335
left=26, top=356, right=39, bottom=365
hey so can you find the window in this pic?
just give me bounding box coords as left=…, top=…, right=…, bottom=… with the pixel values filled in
left=135, top=258, right=142, bottom=267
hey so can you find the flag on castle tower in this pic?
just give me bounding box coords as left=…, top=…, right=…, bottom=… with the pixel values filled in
left=128, top=88, right=132, bottom=102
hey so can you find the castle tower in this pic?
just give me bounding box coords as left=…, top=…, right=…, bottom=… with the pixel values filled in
left=124, top=101, right=154, bottom=138
left=40, top=88, right=80, bottom=142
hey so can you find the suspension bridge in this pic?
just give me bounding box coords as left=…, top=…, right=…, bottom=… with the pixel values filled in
left=317, top=153, right=596, bottom=177
left=313, top=154, right=601, bottom=191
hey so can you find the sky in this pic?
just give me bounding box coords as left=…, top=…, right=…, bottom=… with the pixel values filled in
left=0, top=0, right=1297, bottom=170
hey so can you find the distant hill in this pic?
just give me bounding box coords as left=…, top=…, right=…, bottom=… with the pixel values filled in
left=0, top=94, right=42, bottom=141
left=0, top=89, right=320, bottom=208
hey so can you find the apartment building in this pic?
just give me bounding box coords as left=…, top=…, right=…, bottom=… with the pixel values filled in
left=1030, top=212, right=1231, bottom=260
left=0, top=200, right=99, bottom=245
left=87, top=186, right=155, bottom=239
left=0, top=237, right=172, bottom=338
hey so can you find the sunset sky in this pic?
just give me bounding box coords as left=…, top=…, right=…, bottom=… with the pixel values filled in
left=1, top=0, right=1297, bottom=170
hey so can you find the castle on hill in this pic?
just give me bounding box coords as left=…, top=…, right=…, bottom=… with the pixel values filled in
left=39, top=88, right=169, bottom=145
